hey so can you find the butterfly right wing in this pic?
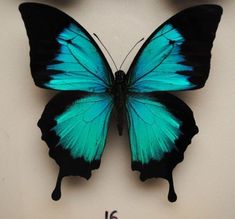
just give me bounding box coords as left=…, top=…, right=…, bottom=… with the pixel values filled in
left=38, top=91, right=113, bottom=200
left=19, top=3, right=114, bottom=92
left=124, top=5, right=222, bottom=202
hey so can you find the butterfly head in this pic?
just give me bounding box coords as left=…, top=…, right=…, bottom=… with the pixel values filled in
left=115, top=70, right=125, bottom=84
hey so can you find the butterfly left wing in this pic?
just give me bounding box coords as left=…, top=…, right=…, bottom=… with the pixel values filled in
left=126, top=5, right=222, bottom=92
left=126, top=93, right=198, bottom=202
left=19, top=3, right=114, bottom=92
left=38, top=91, right=113, bottom=200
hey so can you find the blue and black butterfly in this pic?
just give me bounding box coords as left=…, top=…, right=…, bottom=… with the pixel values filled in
left=19, top=3, right=222, bottom=202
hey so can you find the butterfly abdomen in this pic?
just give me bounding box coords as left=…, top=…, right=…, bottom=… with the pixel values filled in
left=112, top=70, right=128, bottom=136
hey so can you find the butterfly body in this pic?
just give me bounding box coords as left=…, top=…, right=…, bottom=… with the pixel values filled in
left=19, top=3, right=222, bottom=202
left=112, top=70, right=128, bottom=135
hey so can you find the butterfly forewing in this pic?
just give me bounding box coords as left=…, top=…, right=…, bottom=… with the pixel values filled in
left=19, top=2, right=114, bottom=92
left=126, top=5, right=222, bottom=92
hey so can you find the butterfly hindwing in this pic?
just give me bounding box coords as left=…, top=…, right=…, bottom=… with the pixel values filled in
left=126, top=93, right=198, bottom=202
left=127, top=5, right=222, bottom=92
left=19, top=3, right=114, bottom=92
left=38, top=91, right=113, bottom=200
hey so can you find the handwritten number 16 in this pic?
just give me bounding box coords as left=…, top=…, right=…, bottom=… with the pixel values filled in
left=105, top=210, right=118, bottom=219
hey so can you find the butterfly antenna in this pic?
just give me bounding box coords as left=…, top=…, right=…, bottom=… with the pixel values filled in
left=119, top=37, right=144, bottom=70
left=93, top=33, right=118, bottom=71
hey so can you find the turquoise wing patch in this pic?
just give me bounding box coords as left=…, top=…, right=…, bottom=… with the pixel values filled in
left=126, top=93, right=182, bottom=163
left=46, top=24, right=112, bottom=92
left=53, top=93, right=113, bottom=161
left=128, top=24, right=195, bottom=92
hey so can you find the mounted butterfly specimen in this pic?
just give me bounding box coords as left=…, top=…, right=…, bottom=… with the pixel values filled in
left=19, top=3, right=222, bottom=202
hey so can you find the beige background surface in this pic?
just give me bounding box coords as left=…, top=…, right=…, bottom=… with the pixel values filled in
left=0, top=0, right=235, bottom=218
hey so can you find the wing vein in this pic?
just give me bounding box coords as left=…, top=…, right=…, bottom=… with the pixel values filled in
left=129, top=43, right=175, bottom=86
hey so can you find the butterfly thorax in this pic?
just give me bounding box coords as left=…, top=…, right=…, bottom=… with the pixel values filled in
left=112, top=70, right=127, bottom=136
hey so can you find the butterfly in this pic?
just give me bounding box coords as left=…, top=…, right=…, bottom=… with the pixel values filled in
left=19, top=3, right=222, bottom=202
